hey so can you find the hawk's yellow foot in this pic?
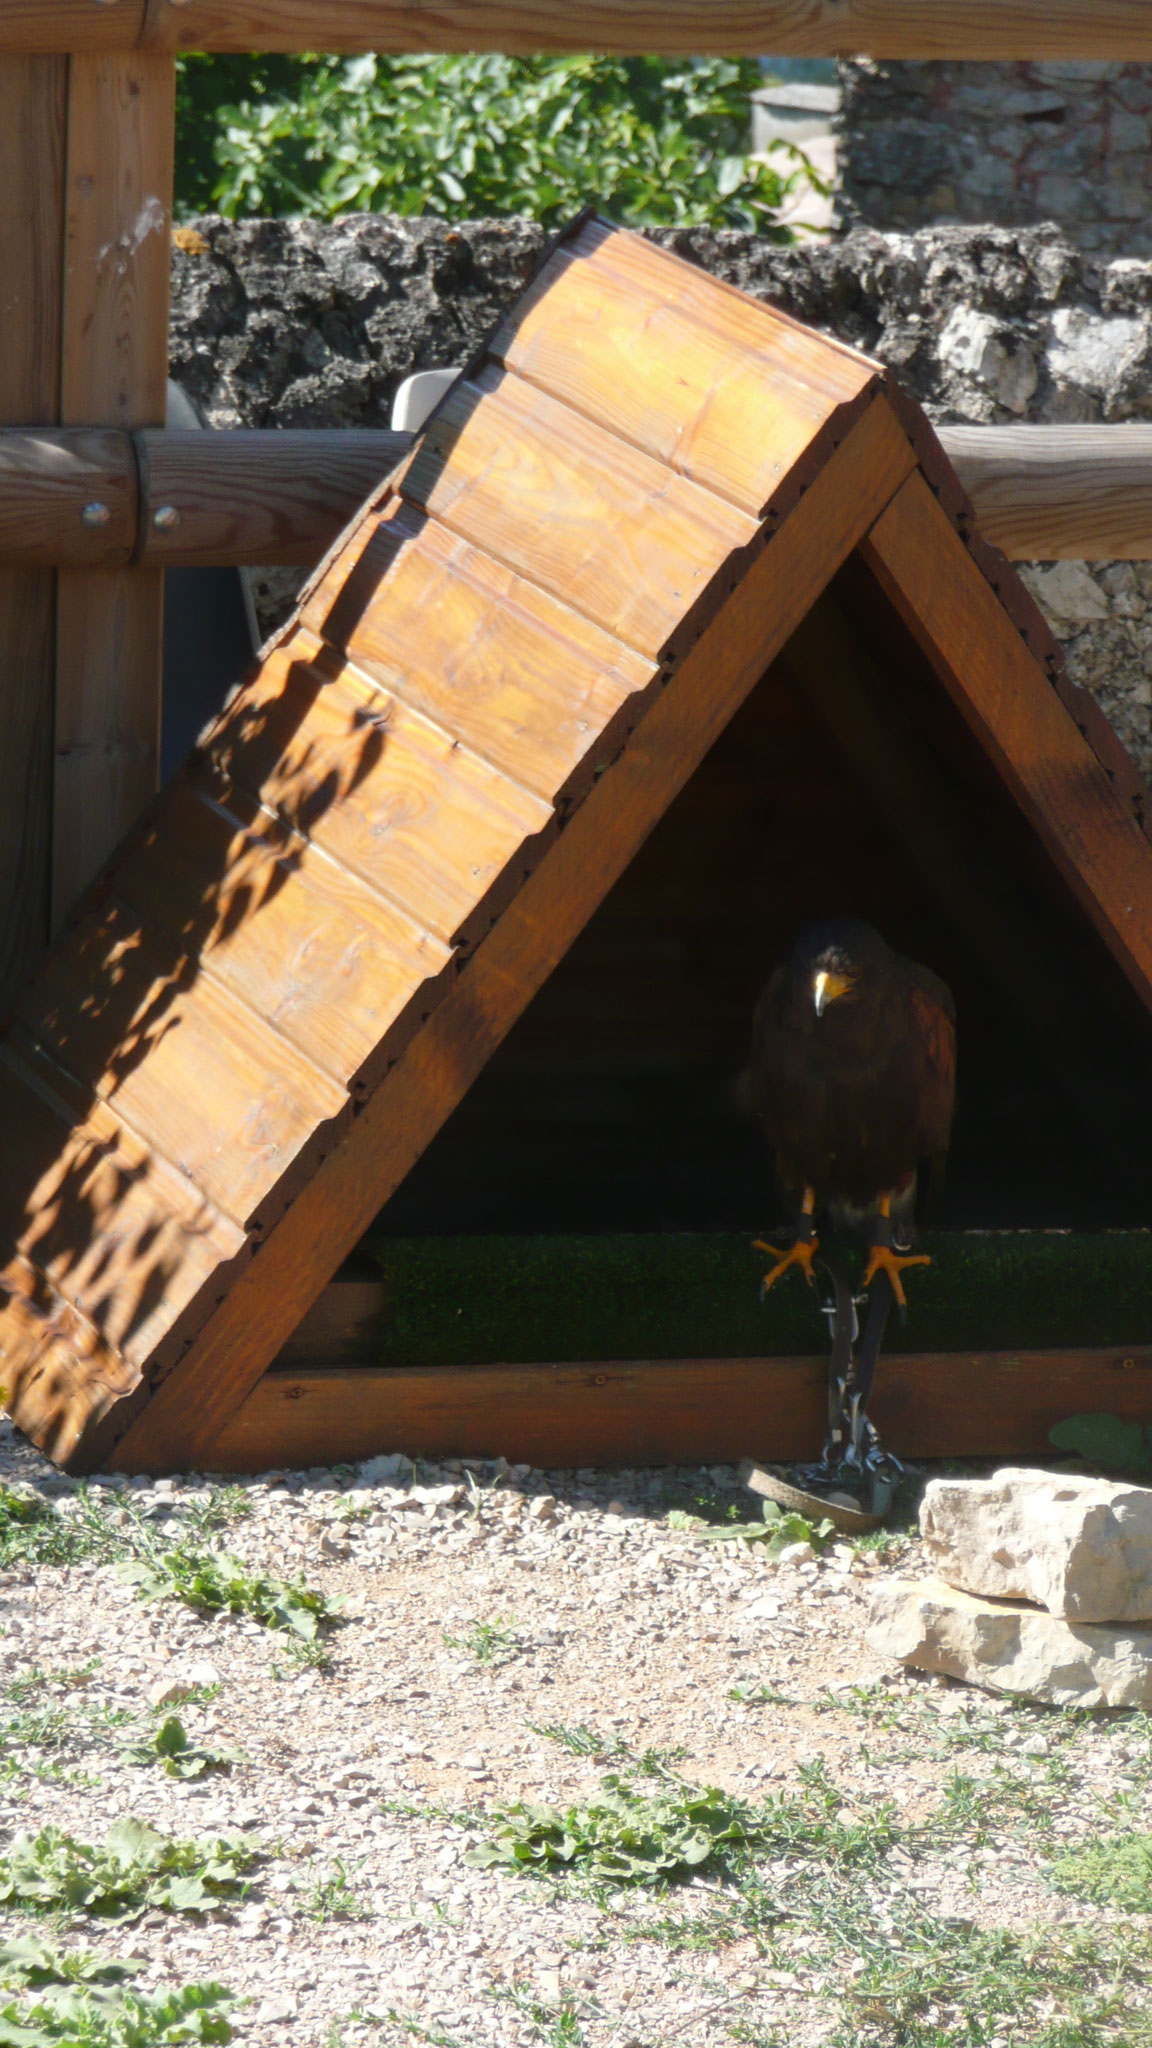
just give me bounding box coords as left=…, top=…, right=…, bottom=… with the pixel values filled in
left=755, top=1235, right=819, bottom=1292
left=861, top=1242, right=930, bottom=1310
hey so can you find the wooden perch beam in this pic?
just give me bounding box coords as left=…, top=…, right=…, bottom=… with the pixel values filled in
left=6, top=1, right=1152, bottom=59
left=0, top=423, right=1151, bottom=567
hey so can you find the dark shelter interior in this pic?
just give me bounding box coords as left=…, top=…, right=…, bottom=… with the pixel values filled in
left=374, top=553, right=1152, bottom=1239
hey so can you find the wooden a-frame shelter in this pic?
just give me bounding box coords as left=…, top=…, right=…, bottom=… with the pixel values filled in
left=2, top=215, right=1152, bottom=1476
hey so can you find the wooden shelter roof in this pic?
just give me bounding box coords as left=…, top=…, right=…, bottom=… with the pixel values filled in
left=3, top=213, right=1152, bottom=1474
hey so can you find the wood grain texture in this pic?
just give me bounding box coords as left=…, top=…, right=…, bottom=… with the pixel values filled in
left=399, top=365, right=760, bottom=659
left=207, top=1345, right=1152, bottom=1472
left=138, top=428, right=411, bottom=567
left=54, top=50, right=174, bottom=926
left=0, top=1044, right=246, bottom=1371
left=863, top=472, right=1152, bottom=1017
left=0, top=430, right=137, bottom=568
left=17, top=1, right=1151, bottom=60
left=0, top=1249, right=143, bottom=1473
left=202, top=637, right=553, bottom=948
left=16, top=897, right=349, bottom=1230
left=13, top=423, right=1152, bottom=572
left=0, top=56, right=67, bottom=1001
left=116, top=778, right=455, bottom=1089
left=304, top=502, right=657, bottom=801
left=942, top=423, right=1152, bottom=561
left=107, top=393, right=917, bottom=1474
left=492, top=223, right=872, bottom=515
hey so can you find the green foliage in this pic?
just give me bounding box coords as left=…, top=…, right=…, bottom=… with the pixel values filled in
left=0, top=1942, right=231, bottom=2047
left=441, top=1616, right=523, bottom=1667
left=175, top=53, right=815, bottom=231
left=299, top=1858, right=370, bottom=1924
left=121, top=1717, right=239, bottom=1782
left=0, top=1939, right=232, bottom=2046
left=1049, top=1411, right=1152, bottom=1477
left=697, top=1496, right=834, bottom=1553
left=113, top=1547, right=338, bottom=1639
left=1048, top=1831, right=1152, bottom=1909
left=0, top=1820, right=262, bottom=1922
left=465, top=1759, right=770, bottom=1888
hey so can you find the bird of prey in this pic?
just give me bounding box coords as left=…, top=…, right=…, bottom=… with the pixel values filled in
left=747, top=918, right=956, bottom=1306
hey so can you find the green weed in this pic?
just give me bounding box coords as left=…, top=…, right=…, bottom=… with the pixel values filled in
left=0, top=1819, right=262, bottom=1921
left=441, top=1616, right=522, bottom=1668
left=486, top=1978, right=589, bottom=2046
left=0, top=1937, right=234, bottom=2044
left=1048, top=1831, right=1152, bottom=1910
left=120, top=1717, right=239, bottom=1781
left=299, top=1857, right=370, bottom=1924
left=529, top=1722, right=686, bottom=1771
left=698, top=1498, right=834, bottom=1555
left=114, top=1546, right=338, bottom=1639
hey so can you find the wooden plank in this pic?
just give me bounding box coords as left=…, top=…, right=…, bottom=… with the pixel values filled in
left=0, top=431, right=135, bottom=568
left=0, top=55, right=67, bottom=1001
left=0, top=1045, right=246, bottom=1371
left=941, top=423, right=1152, bottom=562
left=114, top=778, right=455, bottom=1089
left=16, top=897, right=349, bottom=1230
left=862, top=471, right=1152, bottom=1018
left=0, top=1249, right=143, bottom=1474
left=14, top=2, right=1149, bottom=62
left=304, top=503, right=657, bottom=801
left=137, top=427, right=411, bottom=568
left=207, top=1344, right=1152, bottom=1473
left=10, top=422, right=1152, bottom=572
left=107, top=391, right=917, bottom=1475
left=54, top=49, right=174, bottom=926
left=492, top=228, right=871, bottom=516
left=399, top=365, right=760, bottom=660
left=201, top=634, right=553, bottom=947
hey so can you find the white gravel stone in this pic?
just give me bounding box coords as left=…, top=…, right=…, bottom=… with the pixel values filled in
left=920, top=1467, right=1152, bottom=1621
left=868, top=1574, right=1152, bottom=1705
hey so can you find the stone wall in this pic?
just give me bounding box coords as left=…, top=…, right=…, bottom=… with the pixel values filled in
left=169, top=215, right=1152, bottom=777
left=836, top=60, right=1152, bottom=255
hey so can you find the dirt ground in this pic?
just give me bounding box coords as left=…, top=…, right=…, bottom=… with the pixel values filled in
left=0, top=1418, right=1147, bottom=2047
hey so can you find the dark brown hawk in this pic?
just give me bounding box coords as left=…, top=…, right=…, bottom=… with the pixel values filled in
left=748, top=918, right=956, bottom=1306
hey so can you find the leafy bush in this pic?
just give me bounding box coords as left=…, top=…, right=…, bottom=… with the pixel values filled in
left=0, top=1819, right=261, bottom=1921
left=175, top=53, right=818, bottom=232
left=0, top=1936, right=233, bottom=2045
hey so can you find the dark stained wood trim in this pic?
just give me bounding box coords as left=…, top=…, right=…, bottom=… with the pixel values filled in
left=201, top=1344, right=1152, bottom=1474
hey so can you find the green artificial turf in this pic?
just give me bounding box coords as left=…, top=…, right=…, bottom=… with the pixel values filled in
left=357, top=1228, right=1152, bottom=1366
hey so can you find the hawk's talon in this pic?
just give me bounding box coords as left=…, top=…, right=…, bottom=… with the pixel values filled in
left=861, top=1243, right=931, bottom=1310
left=755, top=1235, right=819, bottom=1293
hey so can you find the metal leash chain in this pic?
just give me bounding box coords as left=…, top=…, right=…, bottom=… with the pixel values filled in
left=796, top=1257, right=903, bottom=1517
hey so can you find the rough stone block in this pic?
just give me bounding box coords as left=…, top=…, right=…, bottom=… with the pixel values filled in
left=920, top=1468, right=1152, bottom=1622
left=867, top=1577, right=1152, bottom=1707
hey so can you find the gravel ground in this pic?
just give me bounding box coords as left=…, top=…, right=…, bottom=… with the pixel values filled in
left=0, top=1419, right=1148, bottom=2047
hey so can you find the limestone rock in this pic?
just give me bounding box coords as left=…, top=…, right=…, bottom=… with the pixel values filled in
left=920, top=1467, right=1152, bottom=1622
left=867, top=1576, right=1152, bottom=1706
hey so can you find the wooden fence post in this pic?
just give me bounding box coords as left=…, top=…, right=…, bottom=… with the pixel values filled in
left=53, top=48, right=174, bottom=926
left=0, top=56, right=68, bottom=999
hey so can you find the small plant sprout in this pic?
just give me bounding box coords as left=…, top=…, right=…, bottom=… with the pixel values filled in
left=441, top=1616, right=523, bottom=1667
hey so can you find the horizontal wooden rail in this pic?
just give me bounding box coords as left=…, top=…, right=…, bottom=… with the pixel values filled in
left=0, top=427, right=409, bottom=568
left=940, top=424, right=1152, bottom=562
left=1, top=423, right=1151, bottom=567
left=7, top=1, right=1152, bottom=59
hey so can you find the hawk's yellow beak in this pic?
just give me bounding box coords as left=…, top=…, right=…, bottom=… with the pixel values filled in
left=814, top=969, right=853, bottom=1016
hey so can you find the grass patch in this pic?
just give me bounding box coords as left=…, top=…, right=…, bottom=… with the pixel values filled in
left=0, top=1819, right=262, bottom=1921
left=1048, top=1831, right=1152, bottom=1910
left=441, top=1617, right=523, bottom=1668
left=299, top=1857, right=371, bottom=1924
